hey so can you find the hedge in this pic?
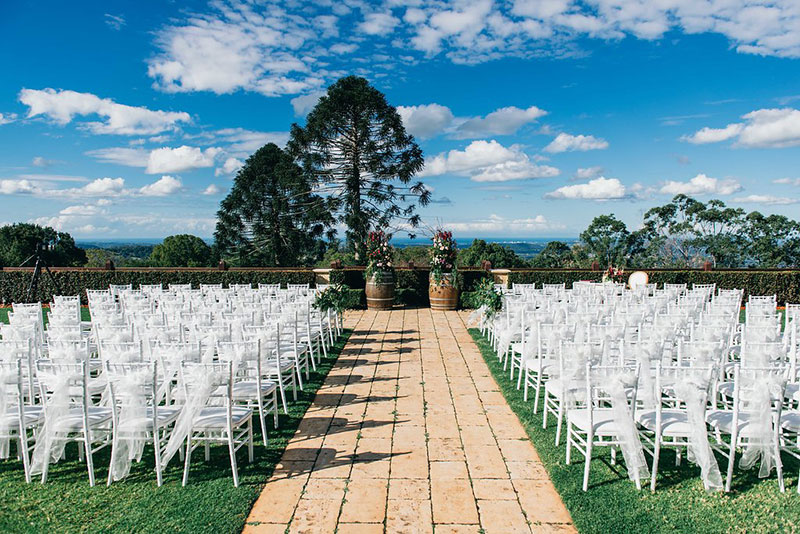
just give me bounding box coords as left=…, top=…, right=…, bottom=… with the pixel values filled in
left=4, top=267, right=798, bottom=308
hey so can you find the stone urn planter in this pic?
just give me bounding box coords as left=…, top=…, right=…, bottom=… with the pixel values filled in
left=429, top=272, right=459, bottom=310
left=365, top=270, right=395, bottom=310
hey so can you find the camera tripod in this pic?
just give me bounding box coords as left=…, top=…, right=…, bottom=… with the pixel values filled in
left=18, top=243, right=61, bottom=301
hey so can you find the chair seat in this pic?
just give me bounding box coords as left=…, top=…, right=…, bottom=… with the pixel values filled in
left=568, top=408, right=627, bottom=436
left=232, top=380, right=277, bottom=399
left=636, top=409, right=693, bottom=437
left=264, top=359, right=296, bottom=373
left=780, top=410, right=800, bottom=432
left=706, top=410, right=771, bottom=437
left=717, top=381, right=734, bottom=397
left=116, top=406, right=181, bottom=431
left=192, top=406, right=252, bottom=430
left=523, top=357, right=556, bottom=372
left=51, top=406, right=113, bottom=432
left=0, top=405, right=43, bottom=429
left=785, top=383, right=800, bottom=401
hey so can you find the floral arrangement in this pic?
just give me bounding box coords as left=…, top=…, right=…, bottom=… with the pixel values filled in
left=602, top=266, right=625, bottom=283
left=429, top=229, right=458, bottom=284
left=471, top=277, right=503, bottom=319
left=364, top=230, right=394, bottom=282
left=313, top=284, right=348, bottom=314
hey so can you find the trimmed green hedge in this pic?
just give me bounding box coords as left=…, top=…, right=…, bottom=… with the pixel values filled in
left=5, top=267, right=797, bottom=308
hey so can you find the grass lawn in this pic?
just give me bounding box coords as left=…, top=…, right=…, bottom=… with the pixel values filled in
left=469, top=328, right=800, bottom=534
left=0, top=328, right=351, bottom=533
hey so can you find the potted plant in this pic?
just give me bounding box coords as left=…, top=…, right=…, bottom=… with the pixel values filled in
left=428, top=229, right=459, bottom=310
left=364, top=231, right=395, bottom=310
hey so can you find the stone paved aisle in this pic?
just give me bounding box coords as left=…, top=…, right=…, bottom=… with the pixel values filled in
left=244, top=309, right=575, bottom=534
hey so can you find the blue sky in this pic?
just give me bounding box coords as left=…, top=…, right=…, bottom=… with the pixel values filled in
left=1, top=0, right=799, bottom=240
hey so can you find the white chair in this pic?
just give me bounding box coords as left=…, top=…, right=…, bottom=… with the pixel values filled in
left=0, top=359, right=39, bottom=483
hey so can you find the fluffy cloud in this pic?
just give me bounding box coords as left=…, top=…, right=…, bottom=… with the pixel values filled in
left=139, top=175, right=183, bottom=196
left=203, top=184, right=222, bottom=195
left=453, top=106, right=547, bottom=138
left=0, top=179, right=39, bottom=195
left=545, top=133, right=609, bottom=153
left=659, top=173, right=742, bottom=196
left=733, top=194, right=798, bottom=205
left=683, top=108, right=800, bottom=148
left=422, top=139, right=559, bottom=181
left=141, top=1, right=800, bottom=100
left=773, top=177, right=800, bottom=186
left=446, top=214, right=563, bottom=233
left=290, top=91, right=326, bottom=117
left=145, top=146, right=221, bottom=174
left=397, top=104, right=455, bottom=139
left=19, top=88, right=190, bottom=135
left=81, top=177, right=126, bottom=196
left=0, top=112, right=16, bottom=125
left=545, top=176, right=628, bottom=200
left=215, top=157, right=244, bottom=177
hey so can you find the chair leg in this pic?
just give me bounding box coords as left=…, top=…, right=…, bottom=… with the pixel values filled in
left=153, top=430, right=164, bottom=487
left=650, top=435, right=661, bottom=492
left=523, top=369, right=529, bottom=402
left=18, top=429, right=31, bottom=484
left=84, top=432, right=96, bottom=487
left=248, top=421, right=254, bottom=463
left=566, top=427, right=572, bottom=464
left=182, top=434, right=193, bottom=486
left=107, top=431, right=119, bottom=486
left=583, top=431, right=594, bottom=492
left=724, top=440, right=736, bottom=492
left=533, top=376, right=542, bottom=414
left=516, top=361, right=523, bottom=389
left=555, top=404, right=564, bottom=446
left=258, top=404, right=268, bottom=448
left=204, top=432, right=211, bottom=461
left=273, top=391, right=280, bottom=428
left=228, top=428, right=240, bottom=488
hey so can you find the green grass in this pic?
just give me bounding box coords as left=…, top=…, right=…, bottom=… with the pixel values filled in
left=469, top=328, right=800, bottom=534
left=0, top=307, right=92, bottom=325
left=0, top=329, right=351, bottom=533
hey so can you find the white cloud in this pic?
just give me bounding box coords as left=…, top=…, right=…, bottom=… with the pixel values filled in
left=446, top=213, right=564, bottom=233
left=0, top=179, right=40, bottom=195
left=213, top=128, right=289, bottom=154
left=290, top=91, right=326, bottom=117
left=0, top=112, right=17, bottom=125
left=733, top=194, right=798, bottom=205
left=19, top=88, right=191, bottom=135
left=85, top=147, right=148, bottom=167
left=32, top=156, right=56, bottom=168
left=203, top=184, right=222, bottom=195
left=81, top=177, right=126, bottom=196
left=545, top=133, right=609, bottom=153
left=215, top=157, right=244, bottom=177
left=359, top=13, right=400, bottom=35
left=422, top=139, right=559, bottom=181
left=659, top=173, right=742, bottom=196
left=683, top=108, right=800, bottom=148
left=145, top=146, right=221, bottom=174
left=329, top=43, right=358, bottom=55
left=574, top=166, right=604, bottom=179
left=139, top=175, right=183, bottom=196
left=104, top=14, right=126, bottom=30
left=397, top=104, right=455, bottom=139
left=453, top=105, right=547, bottom=138
left=545, top=176, right=628, bottom=200
left=773, top=177, right=800, bottom=186
left=60, top=204, right=107, bottom=216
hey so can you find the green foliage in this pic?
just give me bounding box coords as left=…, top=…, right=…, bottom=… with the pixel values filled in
left=579, top=214, right=635, bottom=267
left=465, top=277, right=503, bottom=318
left=393, top=245, right=430, bottom=266
left=458, top=239, right=528, bottom=268
left=529, top=241, right=575, bottom=268
left=288, top=76, right=429, bottom=259
left=743, top=212, right=800, bottom=267
left=215, top=143, right=332, bottom=267
left=0, top=223, right=86, bottom=267
left=429, top=229, right=457, bottom=283
left=313, top=283, right=348, bottom=313
left=364, top=230, right=394, bottom=281
left=149, top=235, right=215, bottom=267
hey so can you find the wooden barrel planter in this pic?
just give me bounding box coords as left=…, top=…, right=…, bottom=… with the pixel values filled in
left=365, top=271, right=395, bottom=310
left=429, top=273, right=459, bottom=310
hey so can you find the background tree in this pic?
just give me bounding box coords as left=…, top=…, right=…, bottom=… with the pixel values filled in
left=458, top=239, right=528, bottom=268
left=529, top=241, right=574, bottom=268
left=579, top=214, right=632, bottom=266
left=744, top=212, right=800, bottom=268
left=0, top=223, right=86, bottom=267
left=288, top=76, right=429, bottom=261
left=215, top=143, right=332, bottom=266
left=149, top=234, right=215, bottom=267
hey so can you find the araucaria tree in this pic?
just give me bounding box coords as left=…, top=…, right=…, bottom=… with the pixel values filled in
left=288, top=76, right=429, bottom=260
left=215, top=143, right=333, bottom=266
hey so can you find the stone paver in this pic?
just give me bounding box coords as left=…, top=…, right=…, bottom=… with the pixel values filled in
left=244, top=309, right=575, bottom=533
